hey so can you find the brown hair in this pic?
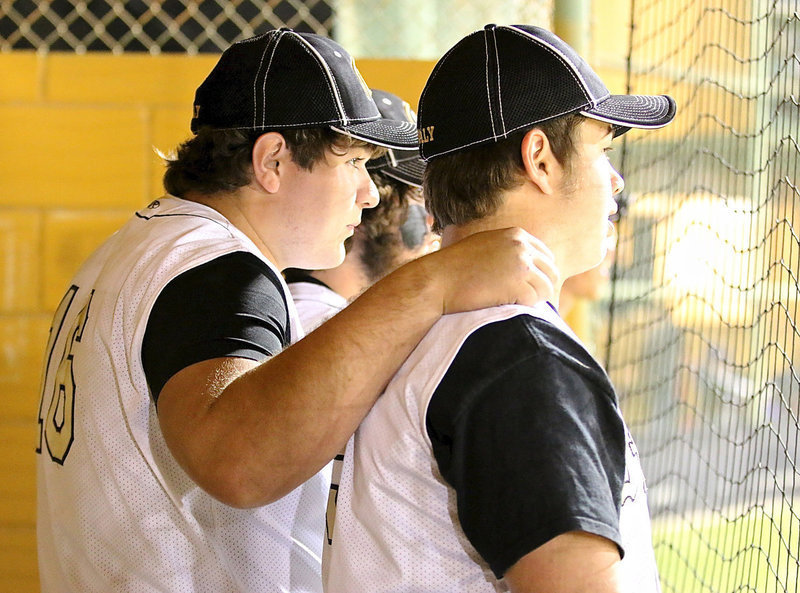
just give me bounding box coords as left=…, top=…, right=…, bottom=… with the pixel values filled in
left=163, top=126, right=380, bottom=197
left=355, top=172, right=426, bottom=282
left=423, top=113, right=584, bottom=231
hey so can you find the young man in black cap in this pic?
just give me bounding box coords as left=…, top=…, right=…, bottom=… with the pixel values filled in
left=325, top=25, right=676, bottom=593
left=286, top=89, right=437, bottom=331
left=35, top=30, right=558, bottom=593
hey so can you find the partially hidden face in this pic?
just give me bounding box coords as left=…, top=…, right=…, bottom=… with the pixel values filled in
left=555, top=118, right=624, bottom=278
left=281, top=144, right=379, bottom=270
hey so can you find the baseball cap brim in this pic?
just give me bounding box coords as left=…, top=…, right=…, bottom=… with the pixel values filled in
left=367, top=149, right=426, bottom=187
left=582, top=94, right=677, bottom=137
left=331, top=118, right=419, bottom=150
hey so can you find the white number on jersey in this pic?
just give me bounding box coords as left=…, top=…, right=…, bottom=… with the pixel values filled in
left=37, top=286, right=94, bottom=465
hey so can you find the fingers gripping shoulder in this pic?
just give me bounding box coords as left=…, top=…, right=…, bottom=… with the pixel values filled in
left=423, top=227, right=559, bottom=314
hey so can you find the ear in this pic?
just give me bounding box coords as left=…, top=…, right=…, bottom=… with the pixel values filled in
left=251, top=132, right=290, bottom=194
left=521, top=128, right=558, bottom=195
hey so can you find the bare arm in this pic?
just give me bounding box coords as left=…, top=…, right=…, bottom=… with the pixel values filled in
left=157, top=227, right=558, bottom=507
left=504, top=532, right=622, bottom=593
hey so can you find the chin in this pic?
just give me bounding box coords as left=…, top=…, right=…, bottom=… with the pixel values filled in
left=315, top=247, right=347, bottom=270
left=582, top=249, right=607, bottom=273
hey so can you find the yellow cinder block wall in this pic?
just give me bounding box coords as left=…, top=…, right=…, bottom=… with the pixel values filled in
left=0, top=50, right=434, bottom=592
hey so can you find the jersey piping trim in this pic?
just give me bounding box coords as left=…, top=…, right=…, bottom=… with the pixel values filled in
left=134, top=211, right=233, bottom=234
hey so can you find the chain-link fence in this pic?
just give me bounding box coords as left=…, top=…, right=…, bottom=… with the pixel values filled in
left=0, top=0, right=333, bottom=54
left=0, top=0, right=551, bottom=57
left=609, top=1, right=800, bottom=591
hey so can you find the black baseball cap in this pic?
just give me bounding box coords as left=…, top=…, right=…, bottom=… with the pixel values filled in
left=191, top=28, right=418, bottom=149
left=418, top=24, right=677, bottom=160
left=366, top=89, right=426, bottom=188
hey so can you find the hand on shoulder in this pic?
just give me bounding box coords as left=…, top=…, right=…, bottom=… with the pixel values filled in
left=415, top=227, right=559, bottom=314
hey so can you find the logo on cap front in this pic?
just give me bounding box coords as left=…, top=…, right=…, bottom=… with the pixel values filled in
left=418, top=126, right=435, bottom=144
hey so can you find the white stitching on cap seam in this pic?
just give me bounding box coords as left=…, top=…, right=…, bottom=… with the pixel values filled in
left=295, top=33, right=348, bottom=125
left=423, top=135, right=499, bottom=159
left=506, top=26, right=603, bottom=105
left=257, top=31, right=281, bottom=129
left=423, top=104, right=582, bottom=160
left=492, top=28, right=507, bottom=137
left=484, top=29, right=497, bottom=138
left=579, top=110, right=669, bottom=129
left=209, top=119, right=339, bottom=132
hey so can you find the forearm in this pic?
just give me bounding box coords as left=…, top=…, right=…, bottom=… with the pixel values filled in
left=286, top=254, right=442, bottom=403
left=159, top=227, right=557, bottom=507
left=166, top=258, right=442, bottom=507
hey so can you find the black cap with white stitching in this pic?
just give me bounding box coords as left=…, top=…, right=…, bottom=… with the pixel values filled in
left=366, top=89, right=426, bottom=188
left=417, top=24, right=676, bottom=160
left=191, top=29, right=418, bottom=150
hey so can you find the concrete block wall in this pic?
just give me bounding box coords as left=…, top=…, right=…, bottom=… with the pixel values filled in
left=0, top=50, right=434, bottom=592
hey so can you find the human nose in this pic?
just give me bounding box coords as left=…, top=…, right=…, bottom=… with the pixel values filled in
left=357, top=177, right=380, bottom=209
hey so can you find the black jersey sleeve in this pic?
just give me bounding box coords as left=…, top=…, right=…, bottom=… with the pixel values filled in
left=142, top=251, right=291, bottom=405
left=425, top=314, right=627, bottom=578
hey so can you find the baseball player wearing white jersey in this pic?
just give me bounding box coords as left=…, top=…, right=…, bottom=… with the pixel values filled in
left=326, top=303, right=659, bottom=593
left=37, top=197, right=329, bottom=592
left=36, top=29, right=559, bottom=592
left=325, top=25, right=677, bottom=593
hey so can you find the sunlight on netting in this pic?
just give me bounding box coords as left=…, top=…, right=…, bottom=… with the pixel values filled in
left=654, top=500, right=800, bottom=593
left=610, top=1, right=800, bottom=592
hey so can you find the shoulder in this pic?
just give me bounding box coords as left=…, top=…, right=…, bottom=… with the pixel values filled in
left=426, top=309, right=617, bottom=434
left=423, top=311, right=628, bottom=578
left=142, top=251, right=291, bottom=400
left=449, top=311, right=608, bottom=388
left=162, top=251, right=287, bottom=311
left=96, top=197, right=279, bottom=304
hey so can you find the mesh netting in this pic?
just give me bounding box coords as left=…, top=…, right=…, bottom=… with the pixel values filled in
left=610, top=1, right=800, bottom=591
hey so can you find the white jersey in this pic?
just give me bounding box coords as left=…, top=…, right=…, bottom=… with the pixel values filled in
left=288, top=281, right=347, bottom=332
left=326, top=303, right=660, bottom=593
left=37, top=196, right=329, bottom=593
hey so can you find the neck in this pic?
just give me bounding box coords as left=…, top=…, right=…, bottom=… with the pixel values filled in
left=439, top=190, right=564, bottom=307
left=309, top=249, right=370, bottom=301
left=185, top=188, right=283, bottom=268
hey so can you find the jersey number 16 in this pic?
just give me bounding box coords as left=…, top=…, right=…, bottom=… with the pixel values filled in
left=36, top=286, right=94, bottom=465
